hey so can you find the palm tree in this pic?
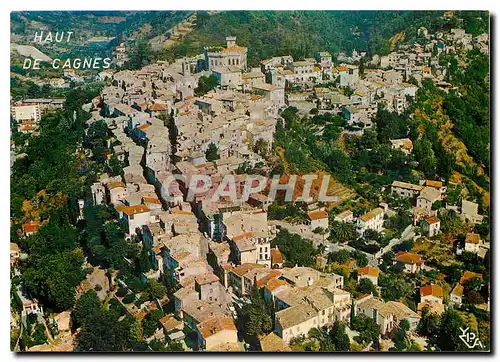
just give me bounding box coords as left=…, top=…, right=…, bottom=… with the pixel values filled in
left=329, top=221, right=357, bottom=244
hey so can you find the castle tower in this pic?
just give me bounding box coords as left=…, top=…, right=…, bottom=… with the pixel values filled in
left=226, top=36, right=236, bottom=48
left=182, top=59, right=191, bottom=76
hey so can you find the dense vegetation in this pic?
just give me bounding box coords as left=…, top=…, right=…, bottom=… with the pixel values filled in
left=11, top=11, right=191, bottom=59
left=11, top=86, right=101, bottom=312
left=165, top=11, right=486, bottom=66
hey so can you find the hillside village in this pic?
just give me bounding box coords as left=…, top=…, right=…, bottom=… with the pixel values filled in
left=10, top=11, right=490, bottom=352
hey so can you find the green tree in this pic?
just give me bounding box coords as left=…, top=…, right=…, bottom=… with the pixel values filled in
left=329, top=221, right=357, bottom=244
left=357, top=278, right=378, bottom=296
left=240, top=281, right=273, bottom=341
left=331, top=321, right=350, bottom=351
left=72, top=290, right=101, bottom=330
left=417, top=307, right=441, bottom=344
left=394, top=319, right=410, bottom=351
left=143, top=279, right=167, bottom=301
left=77, top=309, right=133, bottom=351
left=108, top=154, right=123, bottom=177
left=127, top=41, right=150, bottom=70
left=437, top=309, right=465, bottom=351
left=328, top=250, right=349, bottom=266
left=271, top=229, right=318, bottom=267
left=308, top=327, right=335, bottom=351
left=351, top=314, right=380, bottom=345
left=205, top=142, right=219, bottom=162
left=196, top=75, right=218, bottom=95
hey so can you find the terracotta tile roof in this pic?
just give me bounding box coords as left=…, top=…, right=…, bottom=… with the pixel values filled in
left=425, top=180, right=443, bottom=188
left=359, top=207, right=384, bottom=222
left=142, top=197, right=161, bottom=205
left=308, top=210, right=328, bottom=220
left=149, top=103, right=167, bottom=111
left=265, top=278, right=288, bottom=292
left=395, top=251, right=424, bottom=265
left=222, top=45, right=246, bottom=53
left=358, top=266, right=380, bottom=277
left=259, top=332, right=291, bottom=351
left=271, top=248, right=284, bottom=265
left=451, top=283, right=464, bottom=297
left=122, top=205, right=150, bottom=216
left=231, top=263, right=265, bottom=277
left=107, top=181, right=125, bottom=189
left=355, top=293, right=372, bottom=301
left=232, top=231, right=254, bottom=242
left=459, top=271, right=483, bottom=285
left=22, top=221, right=39, bottom=234
left=256, top=270, right=282, bottom=288
left=424, top=216, right=440, bottom=224
left=420, top=284, right=443, bottom=298
left=18, top=121, right=38, bottom=131
left=198, top=316, right=237, bottom=339
left=250, top=94, right=264, bottom=101
left=195, top=272, right=219, bottom=286
left=134, top=309, right=149, bottom=321
left=159, top=314, right=183, bottom=332
left=171, top=209, right=194, bottom=216
left=417, top=301, right=445, bottom=315
left=137, top=123, right=150, bottom=131
left=465, top=233, right=481, bottom=244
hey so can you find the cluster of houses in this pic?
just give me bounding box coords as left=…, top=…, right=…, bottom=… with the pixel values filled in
left=390, top=178, right=486, bottom=241
left=85, top=23, right=489, bottom=349
left=12, top=16, right=489, bottom=351
left=80, top=32, right=435, bottom=350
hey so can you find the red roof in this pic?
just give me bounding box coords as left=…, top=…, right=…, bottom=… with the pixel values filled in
left=149, top=103, right=167, bottom=112
left=22, top=221, right=39, bottom=234
left=460, top=271, right=483, bottom=285
left=420, top=284, right=443, bottom=298
left=395, top=251, right=424, bottom=265
left=424, top=216, right=440, bottom=224
left=308, top=210, right=328, bottom=220
left=358, top=266, right=380, bottom=277
left=121, top=205, right=150, bottom=216
left=271, top=248, right=284, bottom=265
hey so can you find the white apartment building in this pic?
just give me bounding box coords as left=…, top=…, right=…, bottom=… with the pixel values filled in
left=11, top=104, right=41, bottom=123
left=357, top=207, right=385, bottom=234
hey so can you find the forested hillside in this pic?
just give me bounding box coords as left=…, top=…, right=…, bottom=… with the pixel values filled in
left=164, top=11, right=488, bottom=66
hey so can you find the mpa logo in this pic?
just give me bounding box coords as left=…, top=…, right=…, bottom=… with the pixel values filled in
left=459, top=327, right=484, bottom=349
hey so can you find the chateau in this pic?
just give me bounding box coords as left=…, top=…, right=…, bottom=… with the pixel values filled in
left=204, top=36, right=248, bottom=71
